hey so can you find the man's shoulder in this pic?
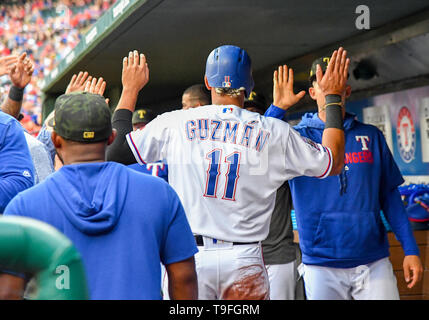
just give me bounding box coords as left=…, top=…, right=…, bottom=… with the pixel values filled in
left=5, top=173, right=54, bottom=211
left=0, top=111, right=15, bottom=123
left=350, top=120, right=384, bottom=137
left=0, top=111, right=18, bottom=130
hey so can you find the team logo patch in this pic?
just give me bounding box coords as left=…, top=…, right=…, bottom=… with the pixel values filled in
left=396, top=106, right=416, bottom=163
left=222, top=76, right=232, bottom=88
left=223, top=107, right=234, bottom=113
left=302, top=137, right=320, bottom=151
left=22, top=170, right=31, bottom=178
left=137, top=109, right=146, bottom=119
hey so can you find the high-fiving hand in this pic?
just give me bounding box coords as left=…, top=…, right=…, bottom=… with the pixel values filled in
left=316, top=47, right=350, bottom=97
left=84, top=76, right=109, bottom=104
left=66, top=71, right=92, bottom=94
left=0, top=55, right=18, bottom=76
left=122, top=50, right=149, bottom=94
left=9, top=52, right=34, bottom=89
left=273, top=65, right=306, bottom=111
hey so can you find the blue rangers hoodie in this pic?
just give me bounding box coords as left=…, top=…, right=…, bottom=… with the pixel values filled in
left=265, top=106, right=419, bottom=268
left=4, top=162, right=197, bottom=299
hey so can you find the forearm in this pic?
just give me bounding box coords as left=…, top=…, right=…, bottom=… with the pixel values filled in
left=114, top=87, right=139, bottom=113
left=322, top=128, right=344, bottom=175
left=166, top=257, right=198, bottom=300
left=0, top=273, right=26, bottom=300
left=382, top=187, right=419, bottom=256
left=1, top=96, right=23, bottom=120
left=264, top=104, right=286, bottom=119
left=168, top=271, right=198, bottom=300
left=106, top=109, right=136, bottom=164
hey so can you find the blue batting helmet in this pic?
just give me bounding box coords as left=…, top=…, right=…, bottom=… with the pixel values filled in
left=205, top=45, right=254, bottom=98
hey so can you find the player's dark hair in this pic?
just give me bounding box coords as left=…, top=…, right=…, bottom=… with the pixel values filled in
left=308, top=75, right=316, bottom=88
left=183, top=84, right=211, bottom=105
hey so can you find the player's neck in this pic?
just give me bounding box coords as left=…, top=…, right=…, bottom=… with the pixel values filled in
left=317, top=107, right=346, bottom=123
left=211, top=94, right=244, bottom=108
left=58, top=143, right=107, bottom=165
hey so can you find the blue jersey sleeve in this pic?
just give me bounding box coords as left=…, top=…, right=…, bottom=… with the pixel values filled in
left=381, top=188, right=419, bottom=256
left=377, top=131, right=419, bottom=256
left=160, top=185, right=198, bottom=265
left=0, top=118, right=35, bottom=213
left=264, top=104, right=286, bottom=120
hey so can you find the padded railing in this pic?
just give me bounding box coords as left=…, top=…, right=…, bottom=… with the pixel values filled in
left=0, top=216, right=88, bottom=300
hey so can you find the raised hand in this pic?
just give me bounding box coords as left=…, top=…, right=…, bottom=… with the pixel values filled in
left=66, top=71, right=92, bottom=94
left=0, top=55, right=18, bottom=76
left=273, top=65, right=306, bottom=111
left=9, top=52, right=34, bottom=89
left=84, top=76, right=109, bottom=104
left=84, top=76, right=106, bottom=96
left=316, top=47, right=350, bottom=96
left=122, top=50, right=149, bottom=94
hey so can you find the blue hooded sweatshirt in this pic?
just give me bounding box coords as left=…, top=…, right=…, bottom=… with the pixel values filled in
left=4, top=162, right=197, bottom=299
left=0, top=111, right=34, bottom=212
left=265, top=106, right=419, bottom=268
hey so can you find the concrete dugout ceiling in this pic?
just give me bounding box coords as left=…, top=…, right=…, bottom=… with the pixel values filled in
left=42, top=0, right=429, bottom=116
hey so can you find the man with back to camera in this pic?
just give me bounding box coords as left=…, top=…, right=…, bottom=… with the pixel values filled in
left=106, top=45, right=347, bottom=299
left=1, top=91, right=198, bottom=300
left=0, top=52, right=35, bottom=213
left=264, top=56, right=423, bottom=299
left=0, top=53, right=35, bottom=299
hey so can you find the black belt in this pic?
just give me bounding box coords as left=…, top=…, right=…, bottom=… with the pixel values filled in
left=194, top=235, right=258, bottom=246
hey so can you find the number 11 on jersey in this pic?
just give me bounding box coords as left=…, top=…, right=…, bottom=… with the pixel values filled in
left=204, top=149, right=241, bottom=201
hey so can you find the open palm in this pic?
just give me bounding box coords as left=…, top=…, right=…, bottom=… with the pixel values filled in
left=10, top=52, right=33, bottom=89
left=273, top=65, right=305, bottom=111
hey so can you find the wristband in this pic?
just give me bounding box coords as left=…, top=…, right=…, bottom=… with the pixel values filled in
left=325, top=94, right=342, bottom=104
left=325, top=104, right=343, bottom=130
left=8, top=85, right=24, bottom=102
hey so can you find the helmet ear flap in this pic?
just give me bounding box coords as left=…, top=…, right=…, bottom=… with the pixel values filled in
left=205, top=45, right=254, bottom=98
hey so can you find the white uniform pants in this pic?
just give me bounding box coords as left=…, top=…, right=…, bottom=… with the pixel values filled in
left=164, top=236, right=269, bottom=300
left=301, top=257, right=400, bottom=300
left=265, top=260, right=297, bottom=300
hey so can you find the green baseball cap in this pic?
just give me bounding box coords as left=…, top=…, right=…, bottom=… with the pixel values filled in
left=244, top=91, right=267, bottom=112
left=53, top=92, right=112, bottom=143
left=309, top=56, right=349, bottom=85
left=309, top=57, right=331, bottom=83
left=132, top=108, right=156, bottom=125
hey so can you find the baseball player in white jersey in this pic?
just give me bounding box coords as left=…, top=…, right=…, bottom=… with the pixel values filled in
left=114, top=45, right=348, bottom=299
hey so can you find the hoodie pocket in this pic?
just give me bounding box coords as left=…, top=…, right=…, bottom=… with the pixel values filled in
left=312, top=211, right=385, bottom=260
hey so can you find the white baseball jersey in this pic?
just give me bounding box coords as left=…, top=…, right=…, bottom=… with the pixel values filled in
left=127, top=105, right=332, bottom=242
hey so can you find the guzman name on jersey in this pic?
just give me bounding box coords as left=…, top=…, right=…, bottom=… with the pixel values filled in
left=185, top=119, right=271, bottom=153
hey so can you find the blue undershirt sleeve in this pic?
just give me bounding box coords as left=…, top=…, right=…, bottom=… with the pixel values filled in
left=264, top=104, right=286, bottom=119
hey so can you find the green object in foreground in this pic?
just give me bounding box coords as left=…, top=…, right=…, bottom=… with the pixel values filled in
left=0, top=216, right=89, bottom=300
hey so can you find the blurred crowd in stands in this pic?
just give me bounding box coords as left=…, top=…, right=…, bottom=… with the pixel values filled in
left=0, top=0, right=115, bottom=136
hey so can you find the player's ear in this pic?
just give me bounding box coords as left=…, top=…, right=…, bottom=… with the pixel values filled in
left=107, top=129, right=117, bottom=146
left=204, top=76, right=212, bottom=91
left=308, top=86, right=317, bottom=101
left=51, top=131, right=62, bottom=149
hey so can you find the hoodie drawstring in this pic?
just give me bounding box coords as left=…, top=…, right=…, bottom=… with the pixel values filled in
left=338, top=167, right=348, bottom=195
